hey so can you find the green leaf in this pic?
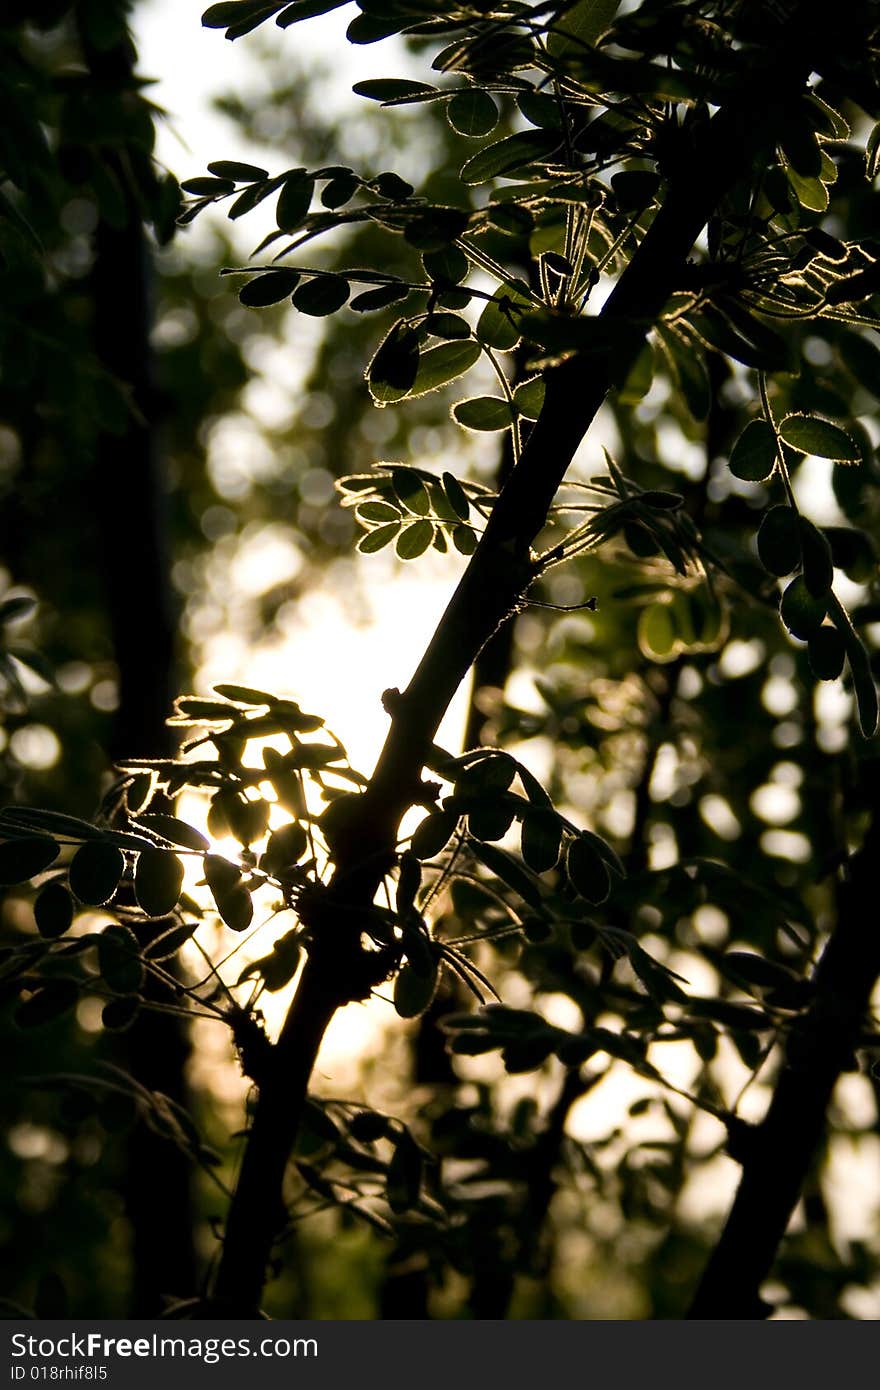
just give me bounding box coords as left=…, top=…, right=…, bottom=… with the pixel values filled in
left=757, top=506, right=801, bottom=577
left=452, top=525, right=478, bottom=555
left=425, top=312, right=470, bottom=340
left=0, top=836, right=59, bottom=885
left=447, top=90, right=499, bottom=137
left=358, top=522, right=401, bottom=553
left=548, top=0, right=620, bottom=55
left=460, top=130, right=561, bottom=185
left=513, top=376, right=545, bottom=420
left=778, top=415, right=859, bottom=462
left=728, top=419, right=777, bottom=482
left=137, top=815, right=210, bottom=852
left=69, top=843, right=124, bottom=906
left=394, top=959, right=439, bottom=1018
left=410, top=810, right=458, bottom=859
left=396, top=520, right=434, bottom=560
left=292, top=274, right=350, bottom=316
left=98, top=925, right=145, bottom=995
left=15, top=981, right=79, bottom=1030
left=476, top=284, right=531, bottom=350
left=389, top=466, right=429, bottom=515
left=780, top=577, right=827, bottom=640
left=452, top=396, right=513, bottom=431
left=408, top=340, right=482, bottom=399
left=442, top=472, right=470, bottom=521
left=423, top=246, right=469, bottom=286
left=566, top=834, right=611, bottom=904
left=34, top=882, right=74, bottom=939
left=239, top=269, right=301, bottom=307
left=807, top=626, right=846, bottom=681
left=134, top=849, right=184, bottom=918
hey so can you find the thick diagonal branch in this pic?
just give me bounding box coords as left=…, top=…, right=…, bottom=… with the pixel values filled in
left=688, top=808, right=880, bottom=1317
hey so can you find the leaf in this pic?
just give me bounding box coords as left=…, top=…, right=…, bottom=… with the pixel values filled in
left=391, top=466, right=430, bottom=515
left=394, top=960, right=438, bottom=1018
left=239, top=269, right=301, bottom=307
left=0, top=836, right=59, bottom=885
left=102, top=996, right=141, bottom=1031
left=452, top=396, right=513, bottom=431
left=566, top=834, right=611, bottom=904
left=292, top=274, right=350, bottom=316
left=410, top=810, right=458, bottom=859
left=208, top=160, right=269, bottom=182
left=69, top=843, right=124, bottom=906
left=276, top=175, right=314, bottom=231
left=423, top=246, right=469, bottom=286
left=353, top=78, right=436, bottom=102
left=460, top=130, right=561, bottom=185
left=97, top=925, right=145, bottom=995
left=396, top=520, right=434, bottom=560
left=807, top=626, right=846, bottom=681
left=548, top=0, right=620, bottom=55
left=134, top=849, right=184, bottom=918
left=136, top=815, right=210, bottom=852
left=453, top=525, right=478, bottom=555
left=828, top=595, right=878, bottom=737
left=358, top=522, right=401, bottom=553
left=407, top=340, right=481, bottom=399
left=520, top=809, right=562, bottom=873
left=728, top=419, right=777, bottom=482
left=34, top=882, right=74, bottom=939
left=513, top=377, right=546, bottom=420
left=403, top=206, right=469, bottom=252
left=386, top=1131, right=423, bottom=1213
left=442, top=472, right=470, bottom=521
left=367, top=323, right=421, bottom=403
left=757, top=506, right=801, bottom=577
left=778, top=415, right=859, bottom=462
left=780, top=577, right=827, bottom=640
left=260, top=823, right=308, bottom=875
left=180, top=176, right=235, bottom=196
left=447, top=90, right=499, bottom=137
left=471, top=841, right=544, bottom=910
left=799, top=519, right=833, bottom=598
left=15, top=981, right=79, bottom=1029
left=611, top=169, right=660, bottom=212
left=476, top=284, right=531, bottom=350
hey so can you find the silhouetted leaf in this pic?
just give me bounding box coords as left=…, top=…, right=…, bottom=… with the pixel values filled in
left=292, top=274, right=350, bottom=315
left=757, top=506, right=801, bottom=577
left=447, top=89, right=499, bottom=137
left=137, top=815, right=209, bottom=852
left=34, top=882, right=73, bottom=939
left=135, top=849, right=184, bottom=918
left=69, top=843, right=124, bottom=906
left=780, top=577, right=826, bottom=640
left=239, top=269, right=301, bottom=306
left=807, top=626, right=846, bottom=681
left=0, top=836, right=59, bottom=885
left=566, top=834, right=611, bottom=904
left=98, top=925, right=144, bottom=994
left=15, top=981, right=79, bottom=1029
